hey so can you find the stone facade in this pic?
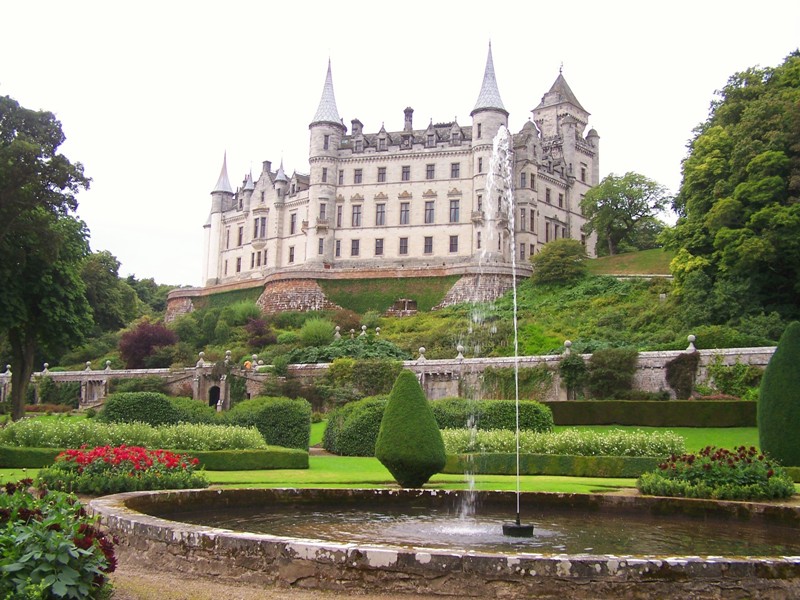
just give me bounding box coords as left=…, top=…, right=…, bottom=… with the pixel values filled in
left=201, top=46, right=599, bottom=289
left=256, top=279, right=341, bottom=314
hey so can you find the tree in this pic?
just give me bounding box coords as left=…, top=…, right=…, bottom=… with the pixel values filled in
left=0, top=96, right=92, bottom=420
left=375, top=370, right=445, bottom=487
left=758, top=321, right=800, bottom=466
left=580, top=172, right=670, bottom=256
left=81, top=250, right=140, bottom=333
left=530, top=239, right=588, bottom=285
left=118, top=320, right=178, bottom=369
left=664, top=52, right=800, bottom=322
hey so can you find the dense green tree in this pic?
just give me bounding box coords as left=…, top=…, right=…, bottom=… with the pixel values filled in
left=664, top=51, right=800, bottom=321
left=529, top=239, right=588, bottom=285
left=580, top=172, right=670, bottom=256
left=81, top=250, right=140, bottom=333
left=758, top=321, right=800, bottom=466
left=125, top=275, right=174, bottom=314
left=0, top=96, right=92, bottom=420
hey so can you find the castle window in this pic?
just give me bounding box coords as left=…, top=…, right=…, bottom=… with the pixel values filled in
left=424, top=200, right=435, bottom=224
left=225, top=228, right=230, bottom=249
left=449, top=199, right=460, bottom=223
left=238, top=196, right=242, bottom=210
left=531, top=175, right=535, bottom=190
left=237, top=226, right=243, bottom=246
left=291, top=184, right=296, bottom=195
left=452, top=131, right=460, bottom=145
left=402, top=165, right=410, bottom=181
left=477, top=194, right=482, bottom=212
left=400, top=202, right=410, bottom=225
left=261, top=191, right=265, bottom=202
left=351, top=239, right=360, bottom=256
left=451, top=163, right=460, bottom=178
left=236, top=257, right=241, bottom=272
left=545, top=188, right=551, bottom=203
left=424, top=236, right=433, bottom=254
left=354, top=169, right=362, bottom=184
left=520, top=208, right=526, bottom=231
left=377, top=167, right=386, bottom=183
left=558, top=193, right=564, bottom=208
left=545, top=222, right=550, bottom=242
left=520, top=172, right=527, bottom=188
left=338, top=170, right=344, bottom=185
left=355, top=140, right=363, bottom=152
left=322, top=167, right=328, bottom=183
left=449, top=235, right=458, bottom=253
left=581, top=164, right=587, bottom=183
left=477, top=231, right=482, bottom=249
left=288, top=246, right=295, bottom=263
left=530, top=244, right=535, bottom=257
left=477, top=123, right=482, bottom=138
left=319, top=203, right=327, bottom=220
left=530, top=211, right=534, bottom=231
left=378, top=138, right=386, bottom=151
left=399, top=237, right=408, bottom=255
left=318, top=238, right=324, bottom=255
left=376, top=203, right=386, bottom=226
left=427, top=134, right=435, bottom=147
left=256, top=251, right=261, bottom=267
left=352, top=205, right=362, bottom=227
left=290, top=213, right=297, bottom=235
left=426, top=164, right=435, bottom=180
left=224, top=260, right=228, bottom=275
left=375, top=238, right=384, bottom=256
left=478, top=157, right=483, bottom=173
left=250, top=253, right=255, bottom=269
left=336, top=205, right=342, bottom=227
left=335, top=240, right=341, bottom=257
left=254, top=216, right=266, bottom=238
left=581, top=233, right=586, bottom=246
left=323, top=134, right=330, bottom=150
left=520, top=243, right=525, bottom=260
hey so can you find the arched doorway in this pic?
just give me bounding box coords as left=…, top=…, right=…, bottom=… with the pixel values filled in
left=208, top=385, right=221, bottom=408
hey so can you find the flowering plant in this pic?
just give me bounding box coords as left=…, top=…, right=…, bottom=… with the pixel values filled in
left=637, top=445, right=796, bottom=500
left=37, top=445, right=209, bottom=495
left=0, top=479, right=116, bottom=599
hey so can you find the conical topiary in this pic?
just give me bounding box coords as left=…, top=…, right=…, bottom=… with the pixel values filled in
left=375, top=370, right=446, bottom=488
left=758, top=321, right=800, bottom=466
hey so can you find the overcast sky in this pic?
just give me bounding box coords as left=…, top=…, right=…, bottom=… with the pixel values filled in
left=3, top=0, right=798, bottom=287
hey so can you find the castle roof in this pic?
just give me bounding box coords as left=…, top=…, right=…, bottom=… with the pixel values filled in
left=536, top=72, right=587, bottom=113
left=275, top=160, right=289, bottom=183
left=311, top=60, right=344, bottom=128
left=471, top=43, right=507, bottom=116
left=243, top=171, right=255, bottom=191
left=212, top=152, right=233, bottom=194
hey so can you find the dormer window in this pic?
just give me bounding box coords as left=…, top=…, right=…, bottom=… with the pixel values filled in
left=378, top=137, right=386, bottom=151
left=355, top=140, right=363, bottom=152
left=427, top=134, right=435, bottom=147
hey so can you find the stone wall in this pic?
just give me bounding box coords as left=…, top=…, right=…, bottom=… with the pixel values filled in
left=434, top=273, right=515, bottom=308
left=257, top=279, right=342, bottom=314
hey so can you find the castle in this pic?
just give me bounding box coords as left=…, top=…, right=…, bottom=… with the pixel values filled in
left=196, top=45, right=599, bottom=310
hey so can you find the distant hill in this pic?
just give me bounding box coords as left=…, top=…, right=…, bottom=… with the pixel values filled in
left=586, top=248, right=674, bottom=276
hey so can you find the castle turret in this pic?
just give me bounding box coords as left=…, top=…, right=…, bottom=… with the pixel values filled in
left=471, top=43, right=508, bottom=142
left=242, top=171, right=254, bottom=213
left=203, top=153, right=234, bottom=284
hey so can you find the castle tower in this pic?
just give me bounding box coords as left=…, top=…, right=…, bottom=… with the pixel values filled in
left=203, top=153, right=234, bottom=284
left=471, top=43, right=510, bottom=261
left=307, top=60, right=346, bottom=264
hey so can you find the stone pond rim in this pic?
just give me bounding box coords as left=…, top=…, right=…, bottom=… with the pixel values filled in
left=90, top=487, right=800, bottom=599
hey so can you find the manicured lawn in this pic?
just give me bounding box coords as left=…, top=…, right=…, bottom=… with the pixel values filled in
left=310, top=421, right=326, bottom=446
left=554, top=425, right=759, bottom=452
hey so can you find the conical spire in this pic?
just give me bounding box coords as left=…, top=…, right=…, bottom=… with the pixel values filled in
left=275, top=159, right=288, bottom=183
left=537, top=71, right=587, bottom=112
left=243, top=171, right=255, bottom=191
left=311, top=59, right=343, bottom=127
left=472, top=43, right=507, bottom=116
left=212, top=152, right=233, bottom=194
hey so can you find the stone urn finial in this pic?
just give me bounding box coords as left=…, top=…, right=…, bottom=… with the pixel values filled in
left=456, top=344, right=464, bottom=361
left=334, top=326, right=341, bottom=340
left=418, top=347, right=426, bottom=362
left=686, top=334, right=697, bottom=352
left=564, top=340, right=572, bottom=355
left=85, top=361, right=92, bottom=371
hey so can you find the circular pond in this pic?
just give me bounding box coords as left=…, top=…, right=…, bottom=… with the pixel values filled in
left=90, top=488, right=800, bottom=599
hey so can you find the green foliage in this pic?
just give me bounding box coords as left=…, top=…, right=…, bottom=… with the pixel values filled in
left=581, top=172, right=670, bottom=256
left=319, top=276, right=460, bottom=313
left=586, top=347, right=639, bottom=398
left=431, top=398, right=554, bottom=432
left=168, top=397, right=217, bottom=423
left=586, top=248, right=675, bottom=275
left=0, top=480, right=115, bottom=599
left=321, top=358, right=403, bottom=403
left=193, top=287, right=262, bottom=311
left=444, top=453, right=662, bottom=478
left=189, top=448, right=308, bottom=470
left=322, top=396, right=388, bottom=456
left=706, top=354, right=763, bottom=398
left=375, top=371, right=445, bottom=487
left=118, top=320, right=177, bottom=369
left=559, top=353, right=588, bottom=399
left=35, top=377, right=81, bottom=408
left=441, top=427, right=684, bottom=457
left=37, top=445, right=208, bottom=495
left=0, top=418, right=267, bottom=451
left=637, top=446, right=795, bottom=500
left=223, top=396, right=311, bottom=449
left=481, top=364, right=552, bottom=399
left=298, top=318, right=335, bottom=347
left=543, top=400, right=756, bottom=427
left=81, top=250, right=140, bottom=334
left=99, top=392, right=183, bottom=426
left=530, top=239, right=588, bottom=285
left=269, top=355, right=290, bottom=376
left=759, top=321, right=800, bottom=466
left=218, top=301, right=262, bottom=327
left=665, top=351, right=700, bottom=399
left=288, top=337, right=410, bottom=363
left=666, top=52, right=800, bottom=321
left=108, top=376, right=168, bottom=394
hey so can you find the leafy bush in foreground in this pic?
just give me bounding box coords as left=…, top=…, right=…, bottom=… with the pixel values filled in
left=38, top=445, right=208, bottom=495
left=322, top=396, right=388, bottom=456
left=0, top=480, right=116, bottom=599
left=442, top=428, right=684, bottom=457
left=637, top=446, right=795, bottom=500
left=223, top=396, right=311, bottom=449
left=100, top=392, right=182, bottom=426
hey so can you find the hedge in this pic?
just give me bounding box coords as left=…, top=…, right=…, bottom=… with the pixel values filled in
left=223, top=396, right=312, bottom=449
left=443, top=453, right=662, bottom=478
left=100, top=392, right=183, bottom=426
left=541, top=400, right=756, bottom=427
left=0, top=446, right=308, bottom=471
left=431, top=398, right=554, bottom=432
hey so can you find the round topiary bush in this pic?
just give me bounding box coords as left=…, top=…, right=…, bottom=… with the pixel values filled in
left=169, top=397, right=217, bottom=424
left=322, top=396, right=388, bottom=456
left=223, top=396, right=311, bottom=449
left=100, top=392, right=183, bottom=426
left=759, top=321, right=800, bottom=466
left=375, top=370, right=445, bottom=488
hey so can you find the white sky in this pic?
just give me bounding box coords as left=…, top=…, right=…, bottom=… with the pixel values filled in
left=2, top=0, right=798, bottom=287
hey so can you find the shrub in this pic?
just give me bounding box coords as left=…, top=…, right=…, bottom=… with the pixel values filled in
left=542, top=400, right=756, bottom=427
left=559, top=353, right=588, bottom=399
left=299, top=317, right=336, bottom=347
left=637, top=446, right=795, bottom=500
left=108, top=376, right=168, bottom=394
left=100, top=392, right=183, bottom=426
left=244, top=317, right=277, bottom=348
left=586, top=347, right=639, bottom=398
left=38, top=445, right=209, bottom=495
left=481, top=365, right=553, bottom=399
left=759, top=322, right=800, bottom=466
left=665, top=351, right=699, bottom=399
left=530, top=239, right=588, bottom=285
left=168, top=397, right=217, bottom=423
left=224, top=396, right=311, bottom=449
left=36, top=376, right=81, bottom=408
left=707, top=354, right=763, bottom=398
left=118, top=320, right=178, bottom=369
left=375, top=371, right=445, bottom=487
left=478, top=399, right=554, bottom=432
left=351, top=359, right=404, bottom=396
left=322, top=396, right=388, bottom=456
left=0, top=480, right=116, bottom=599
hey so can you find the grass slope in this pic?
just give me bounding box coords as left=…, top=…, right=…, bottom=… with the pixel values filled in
left=319, top=276, right=460, bottom=314
left=586, top=248, right=675, bottom=276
